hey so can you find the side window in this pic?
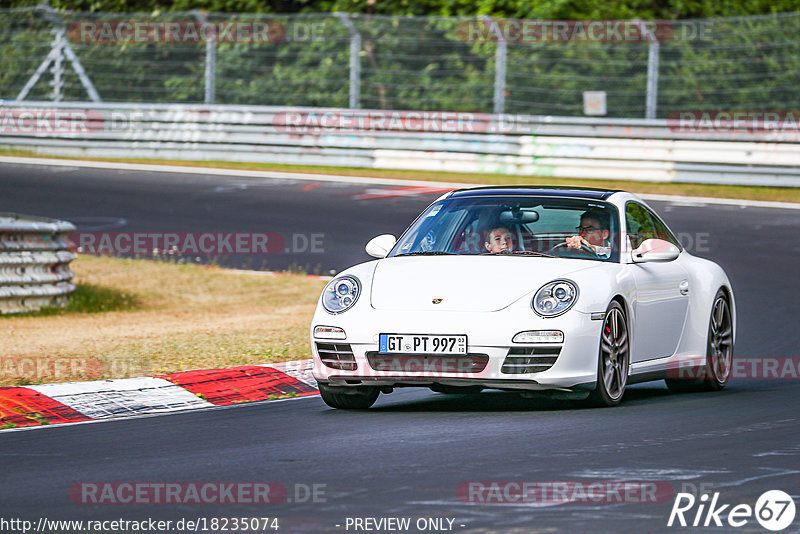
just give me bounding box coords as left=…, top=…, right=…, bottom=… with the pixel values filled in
left=650, top=212, right=683, bottom=250
left=626, top=202, right=682, bottom=250
left=625, top=202, right=657, bottom=249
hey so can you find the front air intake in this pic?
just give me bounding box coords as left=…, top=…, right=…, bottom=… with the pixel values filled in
left=365, top=352, right=489, bottom=373
left=501, top=346, right=561, bottom=374
left=316, top=343, right=357, bottom=370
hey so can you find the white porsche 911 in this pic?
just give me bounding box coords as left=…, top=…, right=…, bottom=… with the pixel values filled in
left=310, top=186, right=735, bottom=408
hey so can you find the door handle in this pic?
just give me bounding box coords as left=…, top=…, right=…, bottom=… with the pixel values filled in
left=679, top=280, right=689, bottom=295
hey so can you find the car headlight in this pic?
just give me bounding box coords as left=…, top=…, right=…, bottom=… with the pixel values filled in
left=322, top=276, right=361, bottom=314
left=533, top=280, right=579, bottom=317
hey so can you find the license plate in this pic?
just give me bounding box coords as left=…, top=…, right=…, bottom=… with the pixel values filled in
left=379, top=334, right=468, bottom=355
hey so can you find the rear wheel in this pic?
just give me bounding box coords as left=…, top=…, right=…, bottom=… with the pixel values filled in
left=588, top=301, right=629, bottom=407
left=318, top=383, right=380, bottom=409
left=666, top=289, right=733, bottom=392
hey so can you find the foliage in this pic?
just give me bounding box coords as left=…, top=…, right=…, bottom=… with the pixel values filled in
left=2, top=0, right=799, bottom=18
left=1, top=4, right=799, bottom=116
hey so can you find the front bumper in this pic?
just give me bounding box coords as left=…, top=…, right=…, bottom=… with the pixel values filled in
left=310, top=304, right=602, bottom=393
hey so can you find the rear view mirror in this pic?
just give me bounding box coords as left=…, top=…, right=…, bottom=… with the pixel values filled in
left=499, top=207, right=539, bottom=224
left=365, top=234, right=397, bottom=259
left=631, top=238, right=680, bottom=263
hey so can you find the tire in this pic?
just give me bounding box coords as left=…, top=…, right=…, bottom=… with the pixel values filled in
left=318, top=383, right=380, bottom=409
left=588, top=301, right=629, bottom=407
left=666, top=289, right=733, bottom=393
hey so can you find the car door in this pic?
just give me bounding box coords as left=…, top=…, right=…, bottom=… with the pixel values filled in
left=625, top=202, right=690, bottom=362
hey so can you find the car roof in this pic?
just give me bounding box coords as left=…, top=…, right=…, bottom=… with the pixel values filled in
left=448, top=185, right=621, bottom=201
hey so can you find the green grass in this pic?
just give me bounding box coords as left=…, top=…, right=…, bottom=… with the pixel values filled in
left=2, top=148, right=799, bottom=203
left=61, top=283, right=139, bottom=314
left=1, top=283, right=139, bottom=318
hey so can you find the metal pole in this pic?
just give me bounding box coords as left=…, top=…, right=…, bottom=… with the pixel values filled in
left=16, top=44, right=59, bottom=101
left=349, top=31, right=362, bottom=109
left=51, top=29, right=64, bottom=102
left=481, top=16, right=506, bottom=115
left=205, top=34, right=217, bottom=104
left=61, top=36, right=102, bottom=102
left=494, top=38, right=507, bottom=114
left=335, top=13, right=361, bottom=109
left=193, top=11, right=216, bottom=104
left=638, top=20, right=660, bottom=119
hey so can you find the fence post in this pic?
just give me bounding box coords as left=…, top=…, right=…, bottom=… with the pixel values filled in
left=17, top=4, right=101, bottom=102
left=50, top=28, right=64, bottom=102
left=639, top=20, right=660, bottom=119
left=645, top=41, right=660, bottom=119
left=193, top=11, right=216, bottom=104
left=480, top=17, right=506, bottom=114
left=494, top=38, right=507, bottom=114
left=335, top=12, right=361, bottom=109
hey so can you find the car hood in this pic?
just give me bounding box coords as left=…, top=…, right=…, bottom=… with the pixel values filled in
left=370, top=256, right=596, bottom=312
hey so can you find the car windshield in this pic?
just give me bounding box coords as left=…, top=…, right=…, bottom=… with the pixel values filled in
left=389, top=195, right=620, bottom=262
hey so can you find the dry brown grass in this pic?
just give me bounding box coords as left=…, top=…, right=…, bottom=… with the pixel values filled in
left=0, top=255, right=326, bottom=386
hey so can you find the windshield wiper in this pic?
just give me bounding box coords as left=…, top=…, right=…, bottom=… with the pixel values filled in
left=395, top=251, right=456, bottom=257
left=481, top=251, right=555, bottom=257
left=509, top=250, right=556, bottom=257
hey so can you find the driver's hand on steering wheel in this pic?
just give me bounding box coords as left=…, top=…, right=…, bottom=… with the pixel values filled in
left=565, top=235, right=588, bottom=249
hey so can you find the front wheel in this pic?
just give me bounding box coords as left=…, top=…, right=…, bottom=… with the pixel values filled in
left=588, top=301, right=629, bottom=407
left=318, top=383, right=380, bottom=409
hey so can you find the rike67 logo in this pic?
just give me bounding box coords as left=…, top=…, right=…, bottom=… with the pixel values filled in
left=668, top=490, right=796, bottom=531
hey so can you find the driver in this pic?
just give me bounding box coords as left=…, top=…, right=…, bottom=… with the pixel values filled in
left=484, top=226, right=514, bottom=253
left=565, top=210, right=611, bottom=258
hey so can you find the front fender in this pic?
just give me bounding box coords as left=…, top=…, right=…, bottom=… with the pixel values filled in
left=570, top=263, right=633, bottom=315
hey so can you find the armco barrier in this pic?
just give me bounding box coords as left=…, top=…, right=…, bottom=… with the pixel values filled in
left=0, top=213, right=76, bottom=314
left=1, top=102, right=799, bottom=187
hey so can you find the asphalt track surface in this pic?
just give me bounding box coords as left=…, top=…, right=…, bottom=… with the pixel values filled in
left=2, top=161, right=800, bottom=533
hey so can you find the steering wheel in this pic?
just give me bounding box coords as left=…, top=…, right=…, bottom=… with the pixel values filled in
left=550, top=241, right=598, bottom=257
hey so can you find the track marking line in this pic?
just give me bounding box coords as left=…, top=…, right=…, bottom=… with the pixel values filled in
left=2, top=156, right=799, bottom=210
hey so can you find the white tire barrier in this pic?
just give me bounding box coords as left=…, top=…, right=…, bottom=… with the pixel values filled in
left=0, top=213, right=76, bottom=314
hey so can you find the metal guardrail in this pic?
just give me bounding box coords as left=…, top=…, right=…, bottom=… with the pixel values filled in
left=0, top=213, right=76, bottom=314
left=1, top=102, right=799, bottom=187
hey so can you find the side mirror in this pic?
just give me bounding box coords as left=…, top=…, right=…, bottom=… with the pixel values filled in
left=365, top=234, right=397, bottom=259
left=631, top=238, right=680, bottom=263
